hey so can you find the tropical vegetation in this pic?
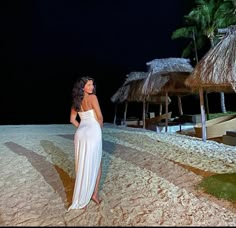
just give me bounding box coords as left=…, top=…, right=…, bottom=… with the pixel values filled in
left=171, top=0, right=236, bottom=114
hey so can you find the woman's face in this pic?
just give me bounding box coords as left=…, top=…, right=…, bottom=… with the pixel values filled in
left=83, top=80, right=94, bottom=94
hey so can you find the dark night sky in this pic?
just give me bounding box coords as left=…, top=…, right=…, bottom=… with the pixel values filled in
left=1, top=0, right=216, bottom=125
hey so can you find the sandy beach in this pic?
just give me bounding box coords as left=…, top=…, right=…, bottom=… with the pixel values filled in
left=0, top=123, right=235, bottom=226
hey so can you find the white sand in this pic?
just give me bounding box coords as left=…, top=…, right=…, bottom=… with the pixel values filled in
left=0, top=123, right=235, bottom=226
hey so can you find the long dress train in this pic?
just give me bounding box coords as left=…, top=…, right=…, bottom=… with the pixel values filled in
left=67, top=109, right=102, bottom=210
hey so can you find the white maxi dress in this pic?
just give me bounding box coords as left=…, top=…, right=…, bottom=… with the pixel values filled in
left=68, top=109, right=102, bottom=210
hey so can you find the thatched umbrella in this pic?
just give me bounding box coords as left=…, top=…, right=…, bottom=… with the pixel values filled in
left=185, top=25, right=236, bottom=141
left=110, top=84, right=130, bottom=104
left=111, top=71, right=169, bottom=128
left=142, top=58, right=193, bottom=131
left=124, top=71, right=148, bottom=85
left=110, top=71, right=148, bottom=127
left=110, top=71, right=148, bottom=104
left=143, top=58, right=193, bottom=94
left=160, top=73, right=193, bottom=96
left=110, top=83, right=129, bottom=125
left=158, top=72, right=194, bottom=114
left=146, top=57, right=193, bottom=74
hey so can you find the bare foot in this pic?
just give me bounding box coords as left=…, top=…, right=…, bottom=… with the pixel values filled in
left=92, top=196, right=101, bottom=204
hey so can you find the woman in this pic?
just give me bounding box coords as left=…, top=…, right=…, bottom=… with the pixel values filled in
left=67, top=76, right=103, bottom=210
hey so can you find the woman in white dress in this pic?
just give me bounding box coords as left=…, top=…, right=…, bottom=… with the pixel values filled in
left=68, top=76, right=103, bottom=210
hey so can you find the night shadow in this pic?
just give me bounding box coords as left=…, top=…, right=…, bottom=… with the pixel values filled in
left=0, top=213, right=4, bottom=226
left=4, top=141, right=74, bottom=209
left=100, top=139, right=117, bottom=188
left=39, top=140, right=75, bottom=207
left=58, top=134, right=74, bottom=140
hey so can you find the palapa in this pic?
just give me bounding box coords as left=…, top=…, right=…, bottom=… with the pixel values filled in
left=143, top=58, right=193, bottom=95
left=110, top=71, right=170, bottom=128
left=185, top=25, right=236, bottom=92
left=110, top=84, right=130, bottom=104
left=184, top=25, right=236, bottom=142
left=146, top=57, right=193, bottom=74
left=111, top=71, right=169, bottom=104
left=124, top=71, right=149, bottom=102
left=110, top=71, right=149, bottom=103
left=142, top=58, right=193, bottom=132
left=124, top=71, right=148, bottom=85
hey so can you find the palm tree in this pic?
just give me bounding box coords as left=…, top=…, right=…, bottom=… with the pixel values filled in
left=172, top=0, right=236, bottom=114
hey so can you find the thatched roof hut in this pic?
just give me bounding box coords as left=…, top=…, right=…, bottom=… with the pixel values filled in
left=141, top=58, right=193, bottom=131
left=110, top=71, right=170, bottom=128
left=124, top=71, right=148, bottom=85
left=111, top=71, right=170, bottom=104
left=124, top=71, right=149, bottom=102
left=143, top=58, right=193, bottom=95
left=185, top=25, right=236, bottom=92
left=110, top=81, right=169, bottom=104
left=146, top=58, right=193, bottom=73
left=185, top=25, right=236, bottom=141
left=110, top=71, right=148, bottom=103
left=110, top=84, right=130, bottom=104
left=159, top=73, right=193, bottom=96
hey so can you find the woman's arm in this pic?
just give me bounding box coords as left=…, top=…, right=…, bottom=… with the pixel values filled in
left=91, top=95, right=103, bottom=128
left=70, top=107, right=80, bottom=128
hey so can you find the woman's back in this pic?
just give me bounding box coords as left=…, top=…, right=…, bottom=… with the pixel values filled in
left=80, top=94, right=103, bottom=127
left=78, top=109, right=99, bottom=123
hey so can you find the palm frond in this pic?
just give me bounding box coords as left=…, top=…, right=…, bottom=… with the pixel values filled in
left=171, top=27, right=195, bottom=39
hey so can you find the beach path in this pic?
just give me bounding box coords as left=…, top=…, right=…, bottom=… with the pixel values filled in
left=0, top=124, right=235, bottom=226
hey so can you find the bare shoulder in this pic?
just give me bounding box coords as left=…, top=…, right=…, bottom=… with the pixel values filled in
left=89, top=94, right=97, bottom=98
left=89, top=94, right=98, bottom=101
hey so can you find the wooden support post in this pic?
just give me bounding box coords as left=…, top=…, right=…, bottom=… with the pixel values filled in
left=199, top=88, right=207, bottom=142
left=165, top=91, right=169, bottom=132
left=143, top=100, right=146, bottom=129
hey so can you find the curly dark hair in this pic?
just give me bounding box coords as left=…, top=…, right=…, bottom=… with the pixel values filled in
left=71, top=76, right=96, bottom=112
